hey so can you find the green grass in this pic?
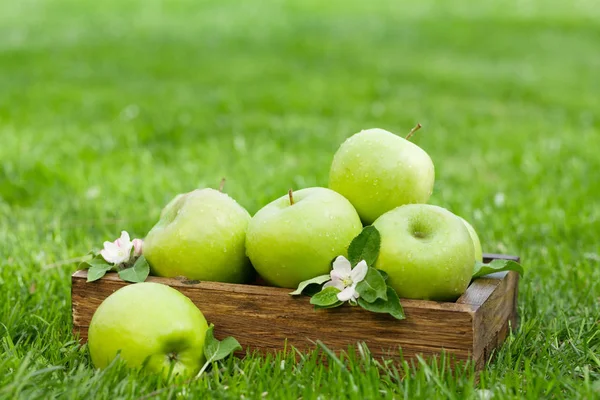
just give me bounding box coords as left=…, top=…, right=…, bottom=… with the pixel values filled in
left=1, top=0, right=599, bottom=398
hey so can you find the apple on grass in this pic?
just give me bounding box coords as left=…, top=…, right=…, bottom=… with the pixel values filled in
left=373, top=204, right=475, bottom=301
left=245, top=187, right=362, bottom=288
left=88, top=282, right=209, bottom=377
left=329, top=127, right=435, bottom=225
left=143, top=188, right=253, bottom=283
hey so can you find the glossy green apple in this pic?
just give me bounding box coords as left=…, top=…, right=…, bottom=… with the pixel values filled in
left=246, top=187, right=362, bottom=288
left=329, top=128, right=435, bottom=224
left=373, top=204, right=474, bottom=301
left=144, top=188, right=253, bottom=282
left=88, top=282, right=209, bottom=377
left=460, top=216, right=483, bottom=263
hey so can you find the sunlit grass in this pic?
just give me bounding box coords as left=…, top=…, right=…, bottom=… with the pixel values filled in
left=1, top=0, right=599, bottom=398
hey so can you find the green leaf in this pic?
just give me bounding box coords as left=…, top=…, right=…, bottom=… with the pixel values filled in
left=85, top=263, right=113, bottom=282
left=204, top=324, right=242, bottom=363
left=347, top=226, right=381, bottom=267
left=355, top=267, right=387, bottom=303
left=310, top=286, right=343, bottom=309
left=358, top=286, right=405, bottom=320
left=118, top=256, right=150, bottom=283
left=473, top=259, right=524, bottom=279
left=377, top=269, right=389, bottom=281
left=289, top=274, right=331, bottom=296
left=315, top=300, right=344, bottom=309
left=79, top=253, right=108, bottom=269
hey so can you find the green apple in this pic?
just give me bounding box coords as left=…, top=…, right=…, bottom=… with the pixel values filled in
left=88, top=282, right=209, bottom=377
left=246, top=187, right=362, bottom=288
left=460, top=216, right=483, bottom=263
left=373, top=204, right=474, bottom=301
left=329, top=128, right=435, bottom=224
left=144, top=188, right=253, bottom=282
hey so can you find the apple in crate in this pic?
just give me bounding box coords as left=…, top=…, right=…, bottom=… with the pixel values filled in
left=143, top=188, right=253, bottom=282
left=460, top=216, right=483, bottom=262
left=246, top=187, right=362, bottom=288
left=88, top=282, right=209, bottom=377
left=373, top=204, right=475, bottom=301
left=329, top=128, right=435, bottom=224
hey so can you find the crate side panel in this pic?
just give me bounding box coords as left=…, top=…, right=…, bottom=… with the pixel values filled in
left=72, top=274, right=475, bottom=361
left=471, top=271, right=519, bottom=367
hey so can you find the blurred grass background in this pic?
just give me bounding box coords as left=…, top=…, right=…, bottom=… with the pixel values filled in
left=1, top=0, right=599, bottom=398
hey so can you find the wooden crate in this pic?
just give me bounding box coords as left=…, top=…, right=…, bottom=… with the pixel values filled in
left=71, top=253, right=519, bottom=369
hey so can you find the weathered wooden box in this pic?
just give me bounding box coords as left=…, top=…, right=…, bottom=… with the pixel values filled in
left=72, top=254, right=519, bottom=369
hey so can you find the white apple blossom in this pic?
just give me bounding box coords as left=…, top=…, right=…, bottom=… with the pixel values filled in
left=132, top=238, right=143, bottom=257
left=101, top=231, right=135, bottom=265
left=323, top=256, right=368, bottom=302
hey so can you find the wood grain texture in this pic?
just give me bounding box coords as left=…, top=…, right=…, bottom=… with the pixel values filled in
left=71, top=253, right=519, bottom=368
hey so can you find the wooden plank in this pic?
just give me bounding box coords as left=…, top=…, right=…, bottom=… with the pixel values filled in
left=456, top=272, right=505, bottom=306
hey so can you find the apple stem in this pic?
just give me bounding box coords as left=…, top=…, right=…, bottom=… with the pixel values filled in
left=288, top=188, right=295, bottom=206
left=219, top=178, right=226, bottom=192
left=405, top=123, right=422, bottom=140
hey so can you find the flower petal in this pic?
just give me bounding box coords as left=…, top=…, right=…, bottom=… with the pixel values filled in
left=324, top=279, right=345, bottom=291
left=115, top=253, right=130, bottom=264
left=330, top=269, right=348, bottom=281
left=132, top=239, right=143, bottom=257
left=332, top=256, right=351, bottom=275
left=103, top=241, right=119, bottom=252
left=100, top=249, right=118, bottom=264
left=337, top=285, right=357, bottom=302
left=119, top=231, right=131, bottom=246
left=350, top=260, right=368, bottom=283
left=350, top=284, right=360, bottom=300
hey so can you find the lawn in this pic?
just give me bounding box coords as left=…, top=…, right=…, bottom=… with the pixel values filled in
left=1, top=0, right=599, bottom=398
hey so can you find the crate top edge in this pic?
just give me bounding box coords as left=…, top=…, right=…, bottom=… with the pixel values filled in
left=72, top=251, right=520, bottom=313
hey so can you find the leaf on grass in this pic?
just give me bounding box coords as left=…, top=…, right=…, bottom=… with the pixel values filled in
left=357, top=286, right=405, bottom=320
left=118, top=256, right=150, bottom=283
left=289, top=274, right=331, bottom=295
left=347, top=226, right=381, bottom=267
left=473, top=259, right=524, bottom=279
left=310, top=286, right=343, bottom=309
left=355, top=267, right=387, bottom=303
left=204, top=324, right=242, bottom=363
